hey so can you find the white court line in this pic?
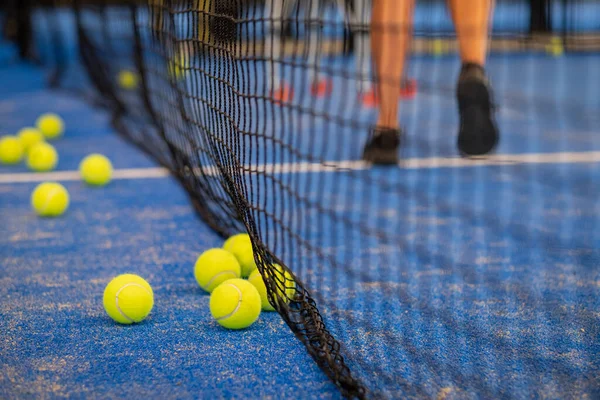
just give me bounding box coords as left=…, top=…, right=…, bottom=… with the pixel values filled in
left=0, top=167, right=169, bottom=184
left=1, top=151, right=599, bottom=184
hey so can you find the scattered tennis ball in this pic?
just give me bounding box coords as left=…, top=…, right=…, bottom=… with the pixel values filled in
left=210, top=279, right=261, bottom=330
left=223, top=233, right=257, bottom=277
left=103, top=274, right=154, bottom=324
left=79, top=153, right=113, bottom=186
left=194, top=248, right=241, bottom=293
left=17, top=127, right=45, bottom=152
left=27, top=142, right=58, bottom=172
left=168, top=53, right=188, bottom=80
left=551, top=45, right=563, bottom=56
left=31, top=182, right=69, bottom=217
left=547, top=37, right=564, bottom=57
left=248, top=265, right=296, bottom=311
left=432, top=39, right=445, bottom=56
left=36, top=113, right=65, bottom=140
left=0, top=135, right=24, bottom=164
left=118, top=70, right=138, bottom=90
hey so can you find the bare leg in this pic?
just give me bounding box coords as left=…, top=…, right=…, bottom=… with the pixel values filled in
left=447, top=0, right=493, bottom=66
left=371, top=0, right=414, bottom=129
left=362, top=0, right=413, bottom=163
left=352, top=0, right=416, bottom=107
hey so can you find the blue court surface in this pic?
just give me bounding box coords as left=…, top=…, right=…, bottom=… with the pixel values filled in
left=1, top=5, right=600, bottom=400
left=0, top=62, right=340, bottom=399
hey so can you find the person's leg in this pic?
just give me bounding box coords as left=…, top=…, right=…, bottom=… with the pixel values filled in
left=372, top=0, right=413, bottom=129
left=356, top=0, right=416, bottom=107
left=362, top=0, right=413, bottom=164
left=447, top=0, right=499, bottom=155
left=447, top=0, right=492, bottom=66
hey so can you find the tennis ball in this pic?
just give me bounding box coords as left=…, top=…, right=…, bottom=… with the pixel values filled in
left=432, top=39, right=445, bottom=56
left=31, top=182, right=69, bottom=217
left=223, top=233, right=257, bottom=277
left=210, top=279, right=261, bottom=330
left=103, top=274, right=154, bottom=324
left=79, top=154, right=113, bottom=186
left=0, top=135, right=24, bottom=164
left=248, top=265, right=296, bottom=311
left=549, top=43, right=564, bottom=56
left=118, top=70, right=138, bottom=90
left=194, top=248, right=241, bottom=293
left=36, top=113, right=65, bottom=140
left=26, top=142, right=58, bottom=172
left=17, top=127, right=45, bottom=152
left=168, top=53, right=188, bottom=80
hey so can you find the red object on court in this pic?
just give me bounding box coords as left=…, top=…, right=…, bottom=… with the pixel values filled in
left=310, top=78, right=333, bottom=98
left=359, top=78, right=418, bottom=108
left=400, top=78, right=417, bottom=99
left=271, top=83, right=294, bottom=103
left=359, top=88, right=379, bottom=108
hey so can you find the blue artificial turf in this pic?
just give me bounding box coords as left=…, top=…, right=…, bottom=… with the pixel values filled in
left=0, top=63, right=340, bottom=399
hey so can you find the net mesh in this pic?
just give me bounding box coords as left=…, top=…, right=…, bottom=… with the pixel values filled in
left=10, top=0, right=600, bottom=398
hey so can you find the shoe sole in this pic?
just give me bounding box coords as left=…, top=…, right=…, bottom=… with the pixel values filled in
left=363, top=149, right=399, bottom=165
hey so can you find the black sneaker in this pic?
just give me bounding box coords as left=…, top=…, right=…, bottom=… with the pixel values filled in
left=362, top=127, right=401, bottom=165
left=456, top=63, right=499, bottom=156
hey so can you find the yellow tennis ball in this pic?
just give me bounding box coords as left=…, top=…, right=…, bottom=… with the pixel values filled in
left=31, top=182, right=69, bottom=217
left=79, top=153, right=113, bottom=186
left=194, top=248, right=241, bottom=293
left=432, top=39, right=445, bottom=56
left=17, top=127, right=45, bottom=152
left=223, top=233, right=257, bottom=277
left=550, top=44, right=564, bottom=57
left=118, top=70, right=138, bottom=90
left=248, top=265, right=296, bottom=311
left=0, top=135, right=24, bottom=164
left=26, top=142, right=58, bottom=172
left=210, top=279, right=261, bottom=330
left=103, top=274, right=154, bottom=324
left=36, top=113, right=65, bottom=140
left=168, top=53, right=188, bottom=80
